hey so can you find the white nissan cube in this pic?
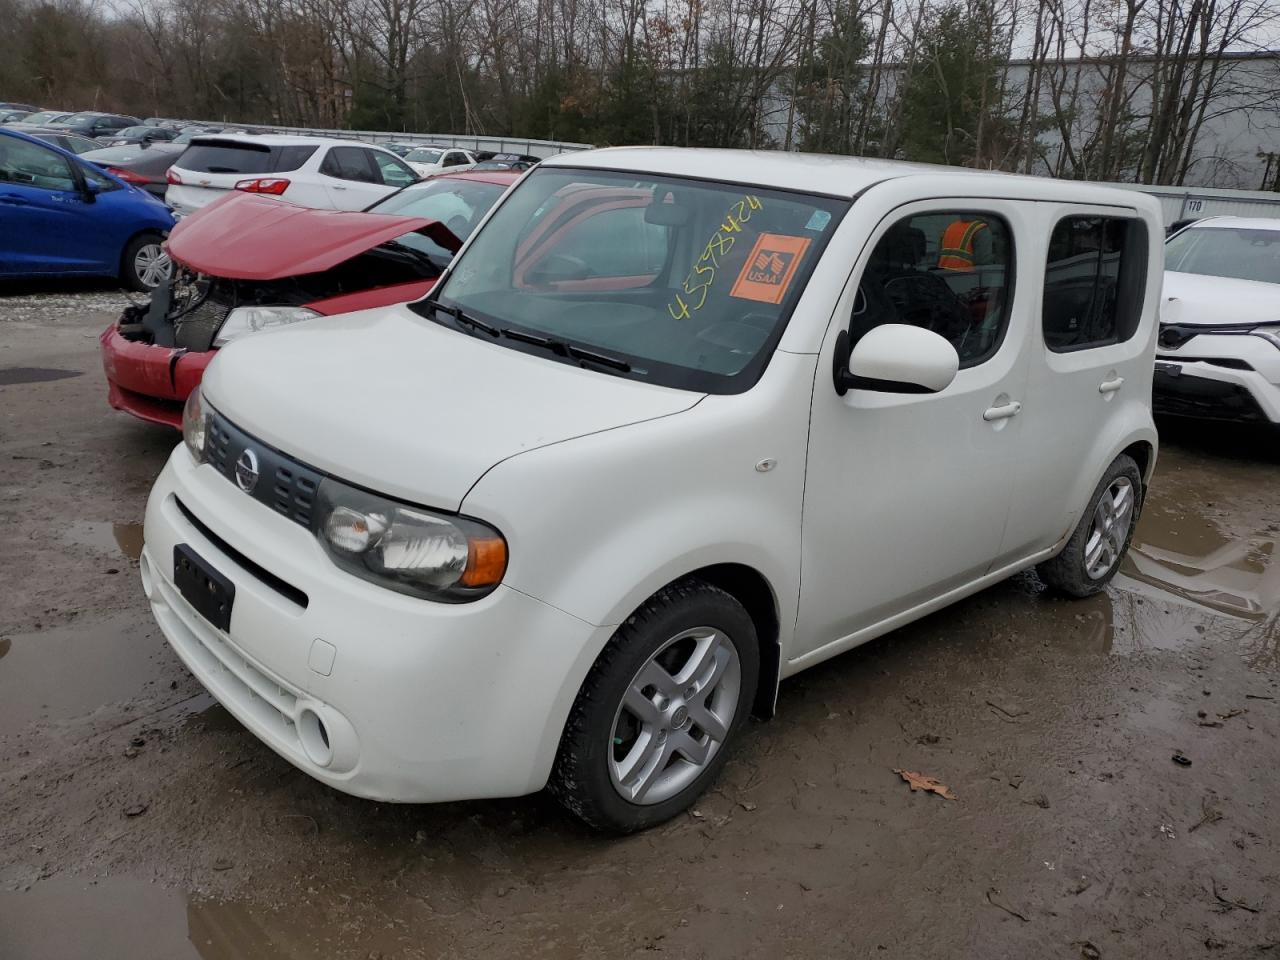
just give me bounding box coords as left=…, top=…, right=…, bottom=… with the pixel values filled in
left=142, top=148, right=1163, bottom=832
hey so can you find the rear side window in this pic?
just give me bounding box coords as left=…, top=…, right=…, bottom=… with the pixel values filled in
left=320, top=147, right=377, bottom=183
left=1043, top=216, right=1148, bottom=351
left=177, top=142, right=317, bottom=175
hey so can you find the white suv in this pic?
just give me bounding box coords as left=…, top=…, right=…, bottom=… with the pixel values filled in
left=165, top=135, right=419, bottom=216
left=402, top=145, right=476, bottom=178
left=1156, top=216, right=1280, bottom=425
left=143, top=148, right=1163, bottom=832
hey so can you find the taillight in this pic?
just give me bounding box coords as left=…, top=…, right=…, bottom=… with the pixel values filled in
left=166, top=168, right=183, bottom=185
left=106, top=167, right=149, bottom=186
left=234, top=178, right=290, bottom=195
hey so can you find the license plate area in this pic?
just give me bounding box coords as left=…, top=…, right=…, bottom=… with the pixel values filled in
left=174, top=543, right=235, bottom=632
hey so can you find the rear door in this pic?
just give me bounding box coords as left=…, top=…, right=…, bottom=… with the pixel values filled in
left=1000, top=206, right=1153, bottom=558
left=318, top=147, right=392, bottom=210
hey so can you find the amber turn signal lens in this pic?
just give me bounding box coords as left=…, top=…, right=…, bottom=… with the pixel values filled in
left=462, top=536, right=508, bottom=587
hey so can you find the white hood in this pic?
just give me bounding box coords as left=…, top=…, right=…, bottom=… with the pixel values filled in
left=202, top=305, right=702, bottom=510
left=1162, top=271, right=1280, bottom=327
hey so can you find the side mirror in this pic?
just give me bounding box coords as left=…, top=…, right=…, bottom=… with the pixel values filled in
left=832, top=323, right=959, bottom=396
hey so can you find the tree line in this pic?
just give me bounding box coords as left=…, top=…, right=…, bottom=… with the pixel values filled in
left=2, top=0, right=1278, bottom=188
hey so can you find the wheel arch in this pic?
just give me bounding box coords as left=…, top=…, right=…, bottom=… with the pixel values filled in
left=117, top=226, right=169, bottom=280
left=1119, top=438, right=1156, bottom=486
left=647, top=563, right=782, bottom=720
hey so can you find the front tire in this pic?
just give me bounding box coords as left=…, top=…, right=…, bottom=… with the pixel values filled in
left=549, top=579, right=759, bottom=833
left=1037, top=454, right=1143, bottom=597
left=121, top=233, right=172, bottom=292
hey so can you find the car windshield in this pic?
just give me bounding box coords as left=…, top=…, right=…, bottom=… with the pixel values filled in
left=422, top=167, right=847, bottom=393
left=369, top=177, right=507, bottom=265
left=405, top=148, right=442, bottom=164
left=118, top=126, right=163, bottom=138
left=1166, top=226, right=1280, bottom=285
left=22, top=111, right=64, bottom=125
left=62, top=113, right=102, bottom=126
left=172, top=128, right=207, bottom=144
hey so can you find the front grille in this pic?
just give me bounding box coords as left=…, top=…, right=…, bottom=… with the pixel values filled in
left=206, top=410, right=323, bottom=530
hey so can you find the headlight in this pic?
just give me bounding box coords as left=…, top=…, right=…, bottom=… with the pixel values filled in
left=1251, top=324, right=1280, bottom=350
left=213, top=305, right=320, bottom=347
left=181, top=389, right=207, bottom=464
left=313, top=478, right=507, bottom=602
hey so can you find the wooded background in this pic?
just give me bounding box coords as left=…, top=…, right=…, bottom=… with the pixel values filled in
left=2, top=0, right=1278, bottom=188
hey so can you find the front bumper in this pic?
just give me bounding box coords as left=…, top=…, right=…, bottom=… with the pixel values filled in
left=143, top=447, right=601, bottom=802
left=100, top=324, right=214, bottom=429
left=1153, top=360, right=1280, bottom=424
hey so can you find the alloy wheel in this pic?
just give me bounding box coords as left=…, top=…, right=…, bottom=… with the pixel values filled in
left=608, top=627, right=741, bottom=805
left=1084, top=476, right=1134, bottom=580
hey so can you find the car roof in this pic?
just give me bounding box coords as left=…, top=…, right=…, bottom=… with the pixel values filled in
left=539, top=146, right=1150, bottom=205
left=185, top=133, right=403, bottom=149
left=0, top=126, right=83, bottom=158
left=1180, top=215, right=1280, bottom=231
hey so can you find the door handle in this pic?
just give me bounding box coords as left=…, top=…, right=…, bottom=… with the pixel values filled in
left=1099, top=376, right=1125, bottom=394
left=0, top=194, right=29, bottom=205
left=983, top=400, right=1022, bottom=421
left=332, top=185, right=348, bottom=190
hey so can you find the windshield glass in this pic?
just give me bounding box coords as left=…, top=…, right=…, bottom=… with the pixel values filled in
left=422, top=167, right=847, bottom=393
left=370, top=178, right=506, bottom=264
left=406, top=148, right=442, bottom=164
left=23, top=111, right=63, bottom=125
left=1166, top=226, right=1280, bottom=285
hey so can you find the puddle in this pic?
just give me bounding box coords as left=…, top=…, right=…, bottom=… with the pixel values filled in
left=0, top=613, right=170, bottom=729
left=0, top=366, right=82, bottom=386
left=1094, top=488, right=1280, bottom=664
left=62, top=521, right=146, bottom=561
left=0, top=876, right=425, bottom=960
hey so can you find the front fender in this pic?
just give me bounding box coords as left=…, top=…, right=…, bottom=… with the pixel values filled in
left=460, top=352, right=816, bottom=743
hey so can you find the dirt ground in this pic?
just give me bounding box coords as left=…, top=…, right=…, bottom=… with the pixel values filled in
left=2, top=287, right=1279, bottom=960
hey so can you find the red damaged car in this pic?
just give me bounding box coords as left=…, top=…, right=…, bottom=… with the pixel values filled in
left=101, top=170, right=518, bottom=428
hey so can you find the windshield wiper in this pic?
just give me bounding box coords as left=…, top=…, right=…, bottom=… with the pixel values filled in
left=424, top=300, right=499, bottom=337
left=502, top=328, right=632, bottom=372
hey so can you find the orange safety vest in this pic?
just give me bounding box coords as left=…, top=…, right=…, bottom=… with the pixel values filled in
left=938, top=219, right=987, bottom=270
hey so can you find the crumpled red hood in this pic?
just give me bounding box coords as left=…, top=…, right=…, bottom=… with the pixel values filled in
left=165, top=192, right=457, bottom=280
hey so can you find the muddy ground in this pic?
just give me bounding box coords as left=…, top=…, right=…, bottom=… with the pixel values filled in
left=1, top=287, right=1279, bottom=960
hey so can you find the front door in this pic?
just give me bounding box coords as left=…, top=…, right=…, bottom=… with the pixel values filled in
left=0, top=136, right=108, bottom=275
left=793, top=199, right=1035, bottom=661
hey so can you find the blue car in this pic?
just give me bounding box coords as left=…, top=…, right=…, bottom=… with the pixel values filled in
left=0, top=127, right=175, bottom=290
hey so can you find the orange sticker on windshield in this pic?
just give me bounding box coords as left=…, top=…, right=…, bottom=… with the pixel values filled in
left=730, top=234, right=811, bottom=304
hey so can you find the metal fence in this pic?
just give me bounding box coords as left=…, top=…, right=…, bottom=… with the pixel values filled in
left=1111, top=183, right=1280, bottom=225
left=185, top=121, right=592, bottom=159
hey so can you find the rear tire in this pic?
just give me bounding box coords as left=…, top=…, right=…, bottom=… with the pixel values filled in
left=121, top=233, right=171, bottom=292
left=1037, top=454, right=1143, bottom=598
left=549, top=579, right=759, bottom=833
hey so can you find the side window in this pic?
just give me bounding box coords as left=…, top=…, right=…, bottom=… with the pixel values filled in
left=0, top=137, right=77, bottom=192
left=1043, top=215, right=1148, bottom=351
left=371, top=150, right=416, bottom=187
left=441, top=151, right=463, bottom=168
left=854, top=211, right=1014, bottom=367
left=523, top=204, right=668, bottom=284
left=320, top=147, right=376, bottom=183
left=273, top=145, right=318, bottom=173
